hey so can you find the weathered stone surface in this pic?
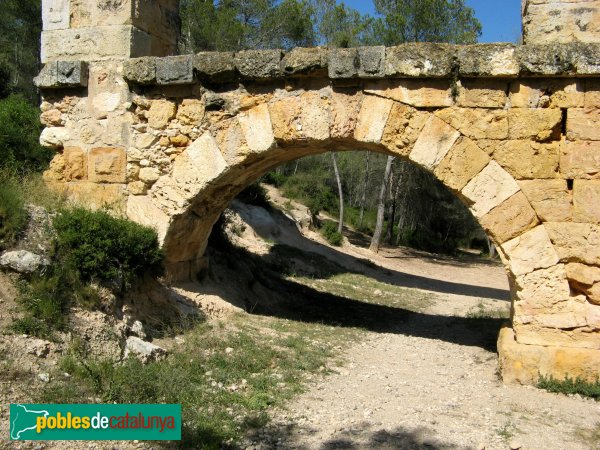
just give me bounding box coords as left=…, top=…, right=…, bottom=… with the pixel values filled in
left=357, top=46, right=385, bottom=78
left=238, top=104, right=275, bottom=152
left=381, top=103, right=428, bottom=157
left=523, top=0, right=600, bottom=44
left=176, top=99, right=205, bottom=126
left=409, top=116, right=460, bottom=170
left=63, top=147, right=87, bottom=181
left=63, top=182, right=126, bottom=212
left=124, top=336, right=167, bottom=363
left=43, top=0, right=70, bottom=31
left=330, top=89, right=362, bottom=139
left=170, top=135, right=190, bottom=147
left=269, top=96, right=302, bottom=142
left=40, top=127, right=70, bottom=149
left=434, top=137, right=490, bottom=192
left=458, top=44, right=518, bottom=77
left=328, top=48, right=358, bottom=79
left=57, top=60, right=89, bottom=86
left=0, top=251, right=50, bottom=274
left=566, top=262, right=600, bottom=304
left=518, top=179, right=572, bottom=222
left=513, top=264, right=571, bottom=308
left=507, top=108, right=562, bottom=141
left=573, top=180, right=600, bottom=223
left=365, top=79, right=453, bottom=108
left=235, top=50, right=282, bottom=79
left=139, top=167, right=160, bottom=184
left=560, top=140, right=600, bottom=179
left=501, top=225, right=559, bottom=276
left=354, top=95, right=393, bottom=144
left=385, top=43, right=455, bottom=77
left=123, top=57, right=156, bottom=84
left=585, top=78, right=600, bottom=106
left=509, top=79, right=584, bottom=108
left=516, top=43, right=600, bottom=76
left=88, top=147, right=126, bottom=183
left=456, top=79, right=508, bottom=108
left=300, top=91, right=331, bottom=141
left=156, top=55, right=194, bottom=85
left=498, top=326, right=600, bottom=384
left=546, top=222, right=600, bottom=265
left=480, top=192, right=539, bottom=244
left=435, top=108, right=508, bottom=140
left=126, top=194, right=170, bottom=243
left=492, top=140, right=560, bottom=179
left=147, top=99, right=176, bottom=129
left=41, top=109, right=63, bottom=126
left=567, top=108, right=600, bottom=140
left=281, top=47, right=327, bottom=76
left=194, top=52, right=236, bottom=81
left=461, top=161, right=521, bottom=218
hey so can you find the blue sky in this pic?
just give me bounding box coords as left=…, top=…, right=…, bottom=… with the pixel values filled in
left=341, top=0, right=523, bottom=43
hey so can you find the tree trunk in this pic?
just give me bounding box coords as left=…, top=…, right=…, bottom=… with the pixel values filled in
left=331, top=153, right=344, bottom=234
left=486, top=236, right=497, bottom=259
left=370, top=155, right=394, bottom=253
left=358, top=151, right=370, bottom=229
left=386, top=173, right=400, bottom=244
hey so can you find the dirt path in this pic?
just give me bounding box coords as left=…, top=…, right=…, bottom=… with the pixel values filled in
left=240, top=187, right=600, bottom=450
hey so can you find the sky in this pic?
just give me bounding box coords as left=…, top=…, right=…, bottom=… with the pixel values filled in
left=340, top=0, right=523, bottom=43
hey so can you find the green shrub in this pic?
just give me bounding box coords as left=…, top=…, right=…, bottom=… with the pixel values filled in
left=261, top=171, right=286, bottom=187
left=53, top=208, right=164, bottom=291
left=0, top=173, right=27, bottom=249
left=0, top=95, right=51, bottom=171
left=320, top=220, right=343, bottom=246
left=236, top=181, right=271, bottom=209
left=538, top=375, right=600, bottom=400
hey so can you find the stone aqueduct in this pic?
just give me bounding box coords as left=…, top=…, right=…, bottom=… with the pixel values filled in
left=36, top=0, right=600, bottom=384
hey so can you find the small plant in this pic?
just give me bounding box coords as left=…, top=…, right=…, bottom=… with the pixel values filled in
left=537, top=374, right=600, bottom=400
left=320, top=220, right=343, bottom=246
left=261, top=171, right=286, bottom=187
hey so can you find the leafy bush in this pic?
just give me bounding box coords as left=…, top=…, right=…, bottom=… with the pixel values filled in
left=282, top=172, right=337, bottom=217
left=261, top=171, right=286, bottom=187
left=0, top=173, right=27, bottom=249
left=236, top=181, right=271, bottom=209
left=53, top=208, right=164, bottom=291
left=538, top=375, right=600, bottom=400
left=320, top=220, right=343, bottom=246
left=0, top=95, right=51, bottom=171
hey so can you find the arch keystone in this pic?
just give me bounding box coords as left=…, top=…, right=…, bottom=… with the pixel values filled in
left=354, top=95, right=393, bottom=143
left=238, top=103, right=275, bottom=152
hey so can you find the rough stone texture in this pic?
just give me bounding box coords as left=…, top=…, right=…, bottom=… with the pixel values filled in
left=235, top=50, right=282, bottom=79
left=507, top=108, right=562, bottom=141
left=461, top=161, right=521, bottom=217
left=458, top=44, right=518, bottom=77
left=124, top=336, right=167, bottom=363
left=63, top=147, right=87, bottom=181
left=0, top=251, right=50, bottom=274
left=385, top=43, right=455, bottom=77
left=194, top=52, right=236, bottom=81
left=123, top=57, right=156, bottom=84
left=281, top=47, right=326, bottom=77
left=354, top=95, right=393, bottom=144
left=156, top=55, right=194, bottom=85
left=573, top=179, right=600, bottom=223
left=434, top=137, right=490, bottom=192
left=126, top=195, right=170, bottom=243
left=492, top=140, right=560, bottom=179
left=381, top=103, right=428, bottom=157
left=560, top=140, right=600, bottom=179
left=500, top=225, right=559, bottom=276
left=238, top=104, right=275, bottom=152
left=567, top=108, right=600, bottom=140
left=365, top=79, right=453, bottom=108
left=357, top=46, right=385, bottom=78
left=518, top=179, right=572, bottom=222
left=300, top=91, right=331, bottom=141
left=147, top=99, right=177, bottom=129
left=88, top=147, right=127, bottom=183
left=328, top=48, right=358, bottom=79
left=510, top=79, right=585, bottom=108
left=330, top=89, right=362, bottom=140
left=176, top=99, right=205, bottom=126
left=480, top=192, right=540, bottom=244
left=517, top=43, right=600, bottom=76
left=566, top=262, right=600, bottom=304
left=409, top=116, right=460, bottom=170
left=435, top=108, right=508, bottom=140
left=456, top=79, right=508, bottom=108
left=40, top=127, right=70, bottom=149
left=513, top=264, right=571, bottom=308
left=546, top=222, right=600, bottom=266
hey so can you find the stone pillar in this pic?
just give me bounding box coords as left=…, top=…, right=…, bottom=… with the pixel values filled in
left=522, top=0, right=600, bottom=44
left=41, top=0, right=179, bottom=62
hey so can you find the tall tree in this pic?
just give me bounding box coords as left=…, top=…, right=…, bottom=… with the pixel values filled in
left=331, top=153, right=344, bottom=234
left=369, top=155, right=394, bottom=253
left=358, top=151, right=371, bottom=229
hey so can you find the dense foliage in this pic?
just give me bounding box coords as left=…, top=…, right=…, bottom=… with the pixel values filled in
left=0, top=172, right=27, bottom=249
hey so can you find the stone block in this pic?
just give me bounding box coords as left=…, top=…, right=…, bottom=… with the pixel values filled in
left=156, top=55, right=194, bottom=85
left=269, top=96, right=302, bottom=142
left=513, top=264, right=571, bottom=308
left=88, top=147, right=127, bottom=183
left=546, top=222, right=600, bottom=265
left=409, top=116, right=460, bottom=171
left=456, top=79, right=508, bottom=108
left=40, top=127, right=70, bottom=149
left=330, top=89, right=362, bottom=140
left=457, top=44, right=518, bottom=77
left=63, top=147, right=87, bottom=181
left=35, top=61, right=88, bottom=88
left=327, top=48, right=358, bottom=79
left=365, top=79, right=453, bottom=108
left=492, top=140, right=560, bottom=179
left=381, top=103, right=428, bottom=157
left=64, top=182, right=126, bottom=212
left=509, top=79, right=585, bottom=108
left=585, top=78, right=600, bottom=106
left=41, top=109, right=63, bottom=126
left=43, top=0, right=70, bottom=31
left=567, top=108, right=600, bottom=140
left=518, top=179, right=572, bottom=222
left=461, top=161, right=520, bottom=218
left=573, top=180, right=600, bottom=223
left=357, top=46, right=385, bottom=78
left=435, top=107, right=508, bottom=140
left=281, top=47, right=327, bottom=77
left=480, top=191, right=539, bottom=244
left=566, top=262, right=600, bottom=286
left=517, top=43, right=600, bottom=76
left=235, top=50, right=282, bottom=79
left=434, top=137, right=490, bottom=192
left=560, top=140, right=600, bottom=179
left=176, top=99, right=205, bottom=126
left=507, top=108, right=562, bottom=141
left=384, top=43, right=456, bottom=77
left=147, top=99, right=176, bottom=129
left=300, top=91, right=331, bottom=141
left=126, top=195, right=170, bottom=243
left=123, top=57, right=156, bottom=84
left=194, top=52, right=236, bottom=81
left=354, top=95, right=393, bottom=144
left=238, top=104, right=275, bottom=152
left=500, top=225, right=559, bottom=276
